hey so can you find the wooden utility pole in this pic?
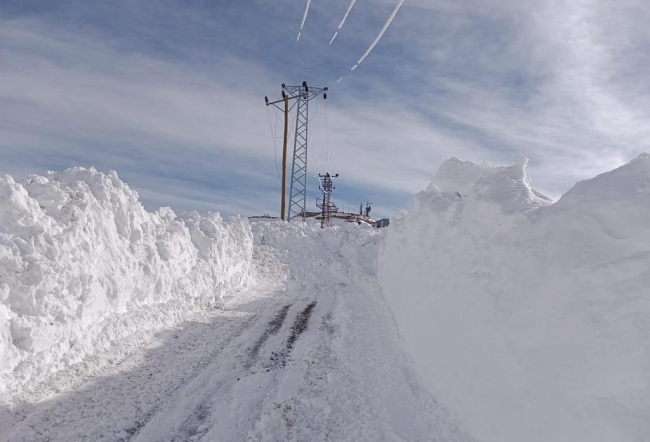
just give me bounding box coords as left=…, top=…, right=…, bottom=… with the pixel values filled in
left=281, top=94, right=289, bottom=220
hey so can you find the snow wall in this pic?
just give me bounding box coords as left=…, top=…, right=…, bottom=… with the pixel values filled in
left=0, top=168, right=253, bottom=394
left=380, top=154, right=650, bottom=442
left=250, top=219, right=381, bottom=292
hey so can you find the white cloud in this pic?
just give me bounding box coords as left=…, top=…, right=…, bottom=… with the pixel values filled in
left=378, top=0, right=650, bottom=197
left=1, top=0, right=649, bottom=216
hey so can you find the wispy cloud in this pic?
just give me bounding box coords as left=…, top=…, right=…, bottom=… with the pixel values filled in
left=370, top=0, right=650, bottom=194
left=0, top=16, right=284, bottom=215
left=1, top=0, right=649, bottom=218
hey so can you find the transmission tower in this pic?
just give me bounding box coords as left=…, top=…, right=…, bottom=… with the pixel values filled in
left=265, top=82, right=328, bottom=221
left=316, top=173, right=339, bottom=228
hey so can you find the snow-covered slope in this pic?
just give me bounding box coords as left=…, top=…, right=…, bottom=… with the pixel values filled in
left=0, top=168, right=253, bottom=396
left=380, top=154, right=650, bottom=442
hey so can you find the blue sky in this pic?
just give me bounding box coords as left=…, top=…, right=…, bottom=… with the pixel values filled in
left=1, top=0, right=650, bottom=218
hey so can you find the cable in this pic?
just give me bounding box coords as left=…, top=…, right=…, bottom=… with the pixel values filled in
left=325, top=99, right=331, bottom=173
left=266, top=106, right=282, bottom=179
left=307, top=107, right=324, bottom=203
left=310, top=110, right=320, bottom=176
left=308, top=98, right=319, bottom=123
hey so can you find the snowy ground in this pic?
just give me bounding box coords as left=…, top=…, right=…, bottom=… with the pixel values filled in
left=5, top=155, right=648, bottom=442
left=0, top=221, right=468, bottom=442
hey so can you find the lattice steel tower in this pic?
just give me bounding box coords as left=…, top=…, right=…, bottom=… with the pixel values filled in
left=286, top=82, right=328, bottom=221
left=266, top=82, right=328, bottom=221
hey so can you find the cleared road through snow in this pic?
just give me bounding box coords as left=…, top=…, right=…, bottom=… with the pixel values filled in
left=1, top=225, right=469, bottom=442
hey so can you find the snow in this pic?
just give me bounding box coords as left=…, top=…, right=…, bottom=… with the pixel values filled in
left=329, top=0, right=358, bottom=45
left=380, top=154, right=650, bottom=442
left=2, top=154, right=650, bottom=441
left=352, top=0, right=406, bottom=70
left=0, top=167, right=253, bottom=397
left=1, top=216, right=470, bottom=441
left=240, top=220, right=469, bottom=442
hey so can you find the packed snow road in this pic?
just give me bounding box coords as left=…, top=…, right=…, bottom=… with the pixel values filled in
left=1, top=224, right=468, bottom=442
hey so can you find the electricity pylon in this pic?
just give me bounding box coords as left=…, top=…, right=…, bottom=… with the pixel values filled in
left=265, top=82, right=328, bottom=221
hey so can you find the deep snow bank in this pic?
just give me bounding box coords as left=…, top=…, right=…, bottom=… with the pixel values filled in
left=250, top=219, right=381, bottom=288
left=380, top=155, right=650, bottom=442
left=0, top=168, right=253, bottom=395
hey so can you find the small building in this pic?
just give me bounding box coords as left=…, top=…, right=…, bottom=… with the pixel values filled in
left=374, top=218, right=390, bottom=228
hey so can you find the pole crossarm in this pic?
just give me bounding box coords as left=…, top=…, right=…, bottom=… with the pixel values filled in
left=265, top=82, right=328, bottom=109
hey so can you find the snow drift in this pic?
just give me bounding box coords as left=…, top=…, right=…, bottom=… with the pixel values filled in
left=250, top=219, right=381, bottom=287
left=380, top=155, right=650, bottom=442
left=0, top=168, right=253, bottom=395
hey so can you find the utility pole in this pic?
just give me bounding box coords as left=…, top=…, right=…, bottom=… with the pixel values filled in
left=280, top=94, right=289, bottom=220
left=317, top=173, right=339, bottom=228
left=265, top=82, right=328, bottom=221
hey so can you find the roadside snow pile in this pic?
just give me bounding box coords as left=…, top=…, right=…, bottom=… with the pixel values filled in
left=380, top=155, right=650, bottom=442
left=0, top=167, right=253, bottom=395
left=250, top=219, right=380, bottom=288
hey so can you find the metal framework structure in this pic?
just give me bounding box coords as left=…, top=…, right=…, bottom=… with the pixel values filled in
left=316, top=173, right=339, bottom=228
left=265, top=82, right=328, bottom=221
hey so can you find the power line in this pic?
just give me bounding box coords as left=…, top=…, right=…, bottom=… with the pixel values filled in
left=266, top=106, right=282, bottom=179
left=297, top=0, right=312, bottom=41
left=329, top=0, right=358, bottom=45
left=325, top=99, right=331, bottom=173
left=351, top=0, right=406, bottom=71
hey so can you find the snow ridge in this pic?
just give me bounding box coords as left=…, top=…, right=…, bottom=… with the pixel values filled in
left=0, top=167, right=253, bottom=396
left=380, top=154, right=650, bottom=442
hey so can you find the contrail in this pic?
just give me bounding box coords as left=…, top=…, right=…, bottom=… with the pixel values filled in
left=297, top=0, right=312, bottom=41
left=337, top=76, right=344, bottom=83
left=350, top=0, right=405, bottom=70
left=329, top=0, right=357, bottom=45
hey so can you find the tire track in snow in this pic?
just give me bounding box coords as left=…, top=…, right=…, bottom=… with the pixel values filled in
left=245, top=304, right=291, bottom=369
left=168, top=304, right=294, bottom=441
left=121, top=309, right=271, bottom=442
left=133, top=301, right=298, bottom=442
left=287, top=302, right=317, bottom=352
left=247, top=296, right=343, bottom=441
left=2, top=311, right=260, bottom=442
left=269, top=301, right=317, bottom=368
left=139, top=301, right=319, bottom=441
